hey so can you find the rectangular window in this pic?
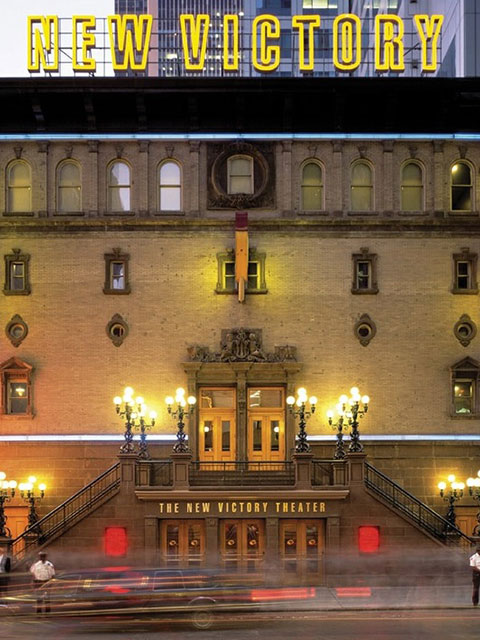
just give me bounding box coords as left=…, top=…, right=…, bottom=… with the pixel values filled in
left=104, top=250, right=130, bottom=295
left=8, top=381, right=28, bottom=414
left=3, top=250, right=30, bottom=296
left=452, top=250, right=478, bottom=294
left=216, top=249, right=267, bottom=295
left=453, top=380, right=474, bottom=414
left=352, top=250, right=378, bottom=295
left=247, top=262, right=259, bottom=290
left=224, top=261, right=236, bottom=291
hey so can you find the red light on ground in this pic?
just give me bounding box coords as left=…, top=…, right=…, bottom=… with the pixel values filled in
left=104, top=527, right=128, bottom=557
left=358, top=525, right=380, bottom=553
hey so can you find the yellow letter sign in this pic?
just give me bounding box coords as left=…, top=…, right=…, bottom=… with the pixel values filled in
left=414, top=15, right=444, bottom=72
left=252, top=15, right=280, bottom=72
left=375, top=15, right=405, bottom=72
left=73, top=16, right=96, bottom=72
left=180, top=14, right=210, bottom=71
left=108, top=14, right=153, bottom=71
left=292, top=15, right=321, bottom=72
left=27, top=16, right=59, bottom=72
left=333, top=13, right=361, bottom=71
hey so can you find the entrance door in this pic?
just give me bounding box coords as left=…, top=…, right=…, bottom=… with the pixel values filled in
left=160, top=520, right=205, bottom=567
left=280, top=520, right=325, bottom=584
left=221, top=519, right=264, bottom=573
left=248, top=387, right=285, bottom=464
left=198, top=388, right=236, bottom=464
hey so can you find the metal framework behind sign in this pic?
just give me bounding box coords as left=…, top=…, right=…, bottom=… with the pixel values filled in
left=28, top=14, right=443, bottom=78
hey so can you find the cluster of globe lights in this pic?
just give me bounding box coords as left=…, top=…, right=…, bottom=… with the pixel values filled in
left=113, top=386, right=157, bottom=423
left=286, top=387, right=317, bottom=407
left=326, top=387, right=370, bottom=422
left=467, top=470, right=480, bottom=491
left=165, top=387, right=197, bottom=408
left=438, top=474, right=465, bottom=494
left=0, top=471, right=17, bottom=493
left=19, top=475, right=46, bottom=495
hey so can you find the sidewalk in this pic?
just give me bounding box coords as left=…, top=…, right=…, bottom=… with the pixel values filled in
left=304, top=584, right=475, bottom=610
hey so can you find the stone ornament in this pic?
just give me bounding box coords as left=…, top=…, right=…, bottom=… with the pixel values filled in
left=354, top=314, right=377, bottom=347
left=106, top=313, right=128, bottom=347
left=187, top=328, right=296, bottom=362
left=454, top=314, right=477, bottom=347
left=6, top=314, right=28, bottom=347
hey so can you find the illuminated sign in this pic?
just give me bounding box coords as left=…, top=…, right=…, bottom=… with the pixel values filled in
left=27, top=13, right=444, bottom=75
left=158, top=500, right=327, bottom=515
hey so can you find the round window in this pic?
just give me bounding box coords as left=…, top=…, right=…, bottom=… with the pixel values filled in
left=106, top=314, right=128, bottom=347
left=357, top=324, right=372, bottom=339
left=9, top=323, right=26, bottom=339
left=5, top=315, right=28, bottom=347
left=354, top=314, right=376, bottom=346
left=454, top=315, right=477, bottom=347
left=110, top=324, right=125, bottom=338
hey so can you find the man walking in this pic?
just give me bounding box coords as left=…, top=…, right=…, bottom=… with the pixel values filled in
left=0, top=545, right=11, bottom=596
left=30, top=551, right=55, bottom=613
left=469, top=545, right=480, bottom=606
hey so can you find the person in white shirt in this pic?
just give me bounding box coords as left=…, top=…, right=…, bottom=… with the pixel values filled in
left=469, top=546, right=480, bottom=606
left=30, top=551, right=55, bottom=613
left=0, top=545, right=11, bottom=595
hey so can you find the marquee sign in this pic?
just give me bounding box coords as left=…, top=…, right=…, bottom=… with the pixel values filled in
left=158, top=500, right=327, bottom=516
left=27, top=13, right=444, bottom=75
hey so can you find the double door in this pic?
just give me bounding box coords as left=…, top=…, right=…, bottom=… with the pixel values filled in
left=280, top=520, right=324, bottom=583
left=198, top=388, right=236, bottom=463
left=248, top=387, right=285, bottom=463
left=221, top=519, right=264, bottom=572
left=160, top=520, right=205, bottom=567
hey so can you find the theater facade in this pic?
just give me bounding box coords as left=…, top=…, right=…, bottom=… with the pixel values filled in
left=0, top=76, right=479, bottom=580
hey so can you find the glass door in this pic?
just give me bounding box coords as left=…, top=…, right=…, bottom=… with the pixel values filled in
left=160, top=520, right=205, bottom=567
left=248, top=387, right=285, bottom=464
left=280, top=520, right=325, bottom=584
left=198, top=388, right=236, bottom=464
left=221, top=519, right=264, bottom=573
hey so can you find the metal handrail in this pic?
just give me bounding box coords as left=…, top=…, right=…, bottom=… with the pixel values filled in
left=11, top=463, right=120, bottom=562
left=189, top=460, right=295, bottom=486
left=365, top=462, right=473, bottom=549
left=311, top=459, right=335, bottom=486
left=137, top=459, right=173, bottom=486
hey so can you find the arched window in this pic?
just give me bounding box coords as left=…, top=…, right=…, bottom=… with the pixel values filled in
left=57, top=161, right=81, bottom=212
left=158, top=161, right=182, bottom=211
left=451, top=161, right=472, bottom=212
left=401, top=161, right=423, bottom=211
left=227, top=155, right=253, bottom=195
left=351, top=161, right=373, bottom=211
left=107, top=161, right=131, bottom=212
left=6, top=161, right=32, bottom=213
left=301, top=162, right=323, bottom=210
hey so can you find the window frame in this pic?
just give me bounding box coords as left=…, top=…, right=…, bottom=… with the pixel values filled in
left=216, top=248, right=267, bottom=295
left=227, top=155, right=254, bottom=196
left=3, top=248, right=31, bottom=296
left=0, top=357, right=34, bottom=417
left=103, top=248, right=131, bottom=295
left=56, top=160, right=82, bottom=214
left=107, top=160, right=132, bottom=213
left=6, top=159, right=32, bottom=214
left=350, top=160, right=374, bottom=212
left=451, top=248, right=478, bottom=294
left=400, top=160, right=424, bottom=212
left=351, top=248, right=378, bottom=295
left=158, top=160, right=183, bottom=212
left=450, top=357, right=480, bottom=418
left=301, top=160, right=324, bottom=211
left=450, top=160, right=474, bottom=213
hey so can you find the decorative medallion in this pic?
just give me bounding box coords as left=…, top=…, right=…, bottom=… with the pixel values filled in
left=6, top=314, right=28, bottom=347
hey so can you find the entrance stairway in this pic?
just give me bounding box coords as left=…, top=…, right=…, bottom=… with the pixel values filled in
left=365, top=462, right=473, bottom=550
left=10, top=463, right=120, bottom=565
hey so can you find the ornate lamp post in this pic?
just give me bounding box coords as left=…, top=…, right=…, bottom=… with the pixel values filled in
left=19, top=476, right=46, bottom=532
left=113, top=386, right=156, bottom=456
left=0, top=472, right=17, bottom=539
left=466, top=471, right=480, bottom=535
left=286, top=388, right=317, bottom=454
left=166, top=388, right=197, bottom=453
left=328, top=387, right=369, bottom=454
left=438, top=474, right=464, bottom=530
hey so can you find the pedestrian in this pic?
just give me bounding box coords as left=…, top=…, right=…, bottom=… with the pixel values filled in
left=469, top=545, right=480, bottom=606
left=0, top=545, right=11, bottom=596
left=29, top=551, right=55, bottom=613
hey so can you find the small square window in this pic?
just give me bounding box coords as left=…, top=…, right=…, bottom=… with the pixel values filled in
left=3, top=249, right=31, bottom=296
left=452, top=249, right=478, bottom=294
left=216, top=249, right=267, bottom=295
left=352, top=249, right=378, bottom=295
left=104, top=249, right=130, bottom=295
left=0, top=357, right=34, bottom=417
left=451, top=357, right=480, bottom=418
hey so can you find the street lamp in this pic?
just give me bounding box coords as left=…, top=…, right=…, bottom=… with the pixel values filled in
left=0, top=472, right=17, bottom=539
left=113, top=386, right=156, bottom=456
left=286, top=388, right=317, bottom=454
left=438, top=474, right=464, bottom=530
left=166, top=388, right=196, bottom=453
left=19, top=476, right=46, bottom=532
left=466, top=471, right=480, bottom=535
left=328, top=387, right=369, bottom=454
